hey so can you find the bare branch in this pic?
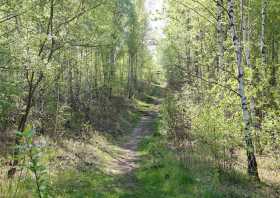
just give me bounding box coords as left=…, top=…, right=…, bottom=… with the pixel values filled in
left=175, top=1, right=216, bottom=25
left=186, top=72, right=240, bottom=96
left=166, top=64, right=241, bottom=96
left=0, top=14, right=18, bottom=23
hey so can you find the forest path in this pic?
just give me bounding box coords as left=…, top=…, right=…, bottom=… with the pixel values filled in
left=49, top=99, right=162, bottom=197
left=110, top=110, right=158, bottom=188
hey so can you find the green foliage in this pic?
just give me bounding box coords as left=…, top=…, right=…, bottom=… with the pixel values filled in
left=149, top=114, right=270, bottom=198
left=133, top=136, right=197, bottom=197
left=160, top=0, right=280, bottom=183
left=162, top=91, right=242, bottom=165
left=1, top=0, right=279, bottom=196
left=0, top=0, right=156, bottom=136
left=128, top=118, right=265, bottom=198
left=0, top=79, right=20, bottom=129
left=51, top=169, right=118, bottom=198
left=16, top=127, right=49, bottom=198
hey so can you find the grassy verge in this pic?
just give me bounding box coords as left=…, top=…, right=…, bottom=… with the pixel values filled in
left=0, top=112, right=249, bottom=197
left=127, top=117, right=275, bottom=198
left=120, top=118, right=198, bottom=198
left=0, top=98, right=154, bottom=197
left=3, top=96, right=273, bottom=197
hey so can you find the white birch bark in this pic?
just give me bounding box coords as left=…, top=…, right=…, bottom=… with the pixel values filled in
left=217, top=0, right=224, bottom=69
left=243, top=0, right=251, bottom=68
left=227, top=0, right=259, bottom=179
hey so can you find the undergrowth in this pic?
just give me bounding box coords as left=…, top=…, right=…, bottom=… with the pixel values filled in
left=126, top=118, right=272, bottom=198
left=1, top=98, right=275, bottom=197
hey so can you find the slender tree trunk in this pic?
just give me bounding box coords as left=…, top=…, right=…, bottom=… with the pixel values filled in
left=227, top=0, right=259, bottom=180
left=134, top=52, right=138, bottom=93
left=68, top=59, right=75, bottom=110
left=94, top=50, right=99, bottom=98
left=127, top=53, right=133, bottom=99
left=242, top=0, right=251, bottom=68
left=109, top=48, right=116, bottom=99
left=271, top=33, right=278, bottom=87
left=251, top=0, right=268, bottom=154
left=260, top=0, right=267, bottom=64
left=241, top=0, right=263, bottom=155
left=217, top=0, right=224, bottom=70
left=8, top=71, right=43, bottom=178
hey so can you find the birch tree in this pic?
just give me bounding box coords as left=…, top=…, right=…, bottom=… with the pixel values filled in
left=260, top=0, right=268, bottom=64
left=227, top=0, right=259, bottom=179
left=217, top=0, right=224, bottom=70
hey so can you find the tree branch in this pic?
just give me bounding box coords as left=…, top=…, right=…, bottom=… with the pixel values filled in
left=166, top=64, right=241, bottom=96
left=186, top=72, right=241, bottom=96
left=0, top=14, right=18, bottom=23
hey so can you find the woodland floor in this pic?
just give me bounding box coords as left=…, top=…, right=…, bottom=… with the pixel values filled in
left=1, top=97, right=279, bottom=197
left=90, top=108, right=159, bottom=191
left=47, top=99, right=164, bottom=198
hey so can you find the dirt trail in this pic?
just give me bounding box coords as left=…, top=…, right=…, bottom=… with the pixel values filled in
left=107, top=111, right=158, bottom=176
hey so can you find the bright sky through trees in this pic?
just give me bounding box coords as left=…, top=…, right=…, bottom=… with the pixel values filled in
left=145, top=0, right=165, bottom=53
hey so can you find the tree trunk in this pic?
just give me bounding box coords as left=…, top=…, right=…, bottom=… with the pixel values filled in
left=109, top=48, right=116, bottom=99
left=227, top=0, right=259, bottom=180
left=242, top=0, right=251, bottom=68
left=127, top=53, right=133, bottom=99
left=217, top=0, right=224, bottom=70
left=260, top=0, right=267, bottom=64
left=8, top=71, right=43, bottom=178
left=68, top=59, right=75, bottom=110
left=240, top=0, right=263, bottom=155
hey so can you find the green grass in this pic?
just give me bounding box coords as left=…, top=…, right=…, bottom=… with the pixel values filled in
left=119, top=118, right=267, bottom=198
left=51, top=169, right=122, bottom=198
left=48, top=118, right=199, bottom=198
left=2, top=101, right=271, bottom=198
left=121, top=118, right=222, bottom=198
